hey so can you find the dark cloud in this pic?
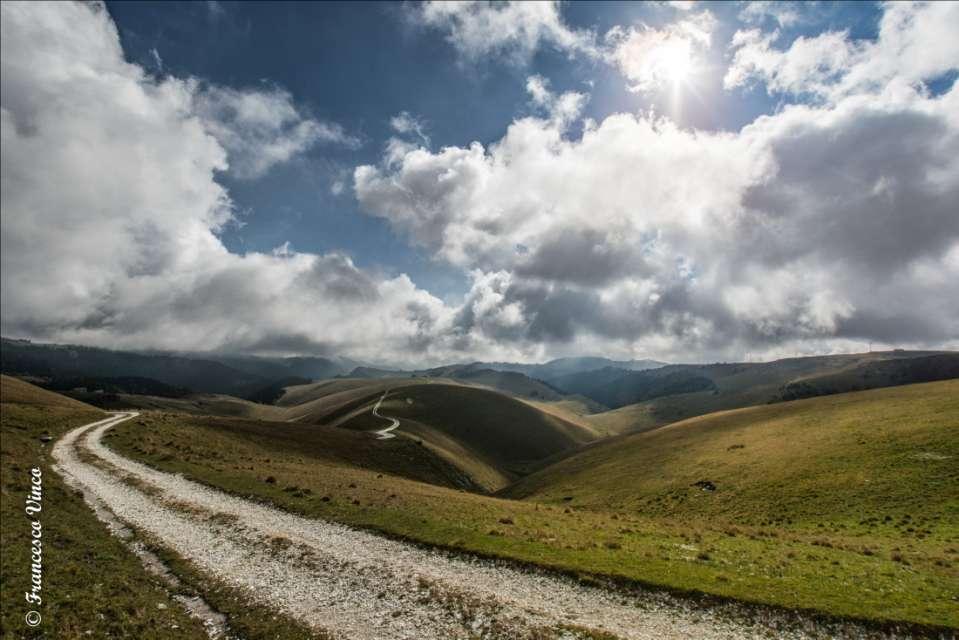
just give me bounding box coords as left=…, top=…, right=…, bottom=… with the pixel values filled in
left=514, top=228, right=649, bottom=286
left=743, top=107, right=959, bottom=275
left=217, top=332, right=336, bottom=356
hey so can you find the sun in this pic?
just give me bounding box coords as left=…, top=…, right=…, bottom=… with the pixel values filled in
left=658, top=38, right=694, bottom=88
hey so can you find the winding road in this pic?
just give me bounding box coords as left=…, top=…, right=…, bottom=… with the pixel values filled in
left=372, top=390, right=400, bottom=439
left=50, top=412, right=891, bottom=640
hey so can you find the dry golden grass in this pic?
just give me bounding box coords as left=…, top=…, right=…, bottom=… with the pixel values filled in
left=109, top=380, right=959, bottom=629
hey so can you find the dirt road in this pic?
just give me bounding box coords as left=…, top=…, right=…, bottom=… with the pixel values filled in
left=52, top=413, right=899, bottom=640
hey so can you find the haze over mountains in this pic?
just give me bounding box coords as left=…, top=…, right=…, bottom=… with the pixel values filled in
left=4, top=336, right=956, bottom=429
left=0, top=337, right=658, bottom=397
left=5, top=335, right=957, bottom=494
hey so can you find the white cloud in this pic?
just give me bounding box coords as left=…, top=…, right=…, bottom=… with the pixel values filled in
left=389, top=111, right=430, bottom=146
left=738, top=1, right=802, bottom=28
left=723, top=28, right=857, bottom=96
left=3, top=1, right=957, bottom=365
left=726, top=1, right=959, bottom=100
left=525, top=75, right=552, bottom=107
left=149, top=46, right=163, bottom=71
left=414, top=1, right=597, bottom=62
left=356, top=4, right=959, bottom=360
left=0, top=1, right=452, bottom=363
left=605, top=11, right=715, bottom=92
left=195, top=85, right=359, bottom=179
left=524, top=75, right=588, bottom=128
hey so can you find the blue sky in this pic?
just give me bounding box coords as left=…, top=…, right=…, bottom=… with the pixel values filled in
left=2, top=1, right=957, bottom=364
left=105, top=0, right=883, bottom=300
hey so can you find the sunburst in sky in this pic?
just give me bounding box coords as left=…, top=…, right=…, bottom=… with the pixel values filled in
left=1, top=1, right=957, bottom=366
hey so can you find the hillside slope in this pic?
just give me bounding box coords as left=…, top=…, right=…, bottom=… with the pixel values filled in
left=1, top=338, right=266, bottom=396
left=108, top=378, right=959, bottom=628
left=430, top=366, right=565, bottom=400
left=479, top=357, right=667, bottom=382
left=0, top=376, right=208, bottom=638
left=339, top=383, right=596, bottom=490
left=557, top=351, right=959, bottom=434
left=504, top=380, right=959, bottom=527
left=72, top=391, right=285, bottom=419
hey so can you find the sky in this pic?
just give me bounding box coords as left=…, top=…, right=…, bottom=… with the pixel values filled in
left=1, top=1, right=958, bottom=367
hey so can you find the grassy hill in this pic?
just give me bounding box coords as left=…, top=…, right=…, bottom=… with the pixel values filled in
left=72, top=376, right=601, bottom=492
left=478, top=357, right=667, bottom=382
left=71, top=391, right=285, bottom=419
left=440, top=367, right=565, bottom=401
left=0, top=376, right=208, bottom=638
left=275, top=377, right=440, bottom=424
left=0, top=338, right=268, bottom=396
left=554, top=351, right=959, bottom=435
left=505, top=379, right=959, bottom=519
left=107, top=380, right=959, bottom=629
left=338, top=383, right=596, bottom=490
left=357, top=363, right=570, bottom=401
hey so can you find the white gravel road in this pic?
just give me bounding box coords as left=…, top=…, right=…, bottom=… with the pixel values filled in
left=372, top=391, right=400, bottom=439
left=52, top=413, right=911, bottom=640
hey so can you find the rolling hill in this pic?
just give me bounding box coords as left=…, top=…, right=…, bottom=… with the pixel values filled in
left=1, top=338, right=269, bottom=396
left=347, top=363, right=568, bottom=401
left=549, top=351, right=959, bottom=434
left=70, top=391, right=285, bottom=419
left=90, top=375, right=598, bottom=491
left=503, top=379, right=959, bottom=525
left=0, top=338, right=357, bottom=398
left=417, top=364, right=566, bottom=400
left=105, top=378, right=959, bottom=628
left=478, top=356, right=668, bottom=382
left=337, top=383, right=596, bottom=490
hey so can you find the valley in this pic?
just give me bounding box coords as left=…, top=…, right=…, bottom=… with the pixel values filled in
left=2, top=348, right=957, bottom=638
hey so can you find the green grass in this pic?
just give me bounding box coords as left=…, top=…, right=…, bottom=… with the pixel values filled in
left=106, top=380, right=959, bottom=630
left=119, top=411, right=485, bottom=491
left=341, top=383, right=593, bottom=483
left=571, top=351, right=957, bottom=434
left=72, top=391, right=281, bottom=420
left=506, top=380, right=959, bottom=525
left=0, top=376, right=208, bottom=639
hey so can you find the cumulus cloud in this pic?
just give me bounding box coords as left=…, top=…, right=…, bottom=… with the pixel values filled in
left=3, top=1, right=957, bottom=365
left=723, top=28, right=856, bottom=97
left=413, top=0, right=597, bottom=62
left=725, top=1, right=959, bottom=100
left=356, top=2, right=959, bottom=360
left=0, top=1, right=449, bottom=362
left=412, top=0, right=718, bottom=97
left=195, top=84, right=359, bottom=179
left=524, top=75, right=588, bottom=128
left=737, top=1, right=802, bottom=29
left=605, top=11, right=715, bottom=92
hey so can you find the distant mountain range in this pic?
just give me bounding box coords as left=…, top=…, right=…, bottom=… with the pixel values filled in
left=344, top=357, right=668, bottom=401
left=549, top=350, right=959, bottom=417
left=0, top=338, right=357, bottom=398
left=475, top=357, right=668, bottom=382
left=4, top=338, right=956, bottom=420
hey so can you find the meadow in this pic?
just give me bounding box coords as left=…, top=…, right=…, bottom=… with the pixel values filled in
left=105, top=380, right=959, bottom=631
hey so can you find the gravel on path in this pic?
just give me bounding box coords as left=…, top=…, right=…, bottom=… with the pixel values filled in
left=53, top=413, right=915, bottom=640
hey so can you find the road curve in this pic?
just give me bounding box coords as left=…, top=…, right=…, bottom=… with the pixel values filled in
left=372, top=391, right=400, bottom=439
left=50, top=413, right=892, bottom=640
